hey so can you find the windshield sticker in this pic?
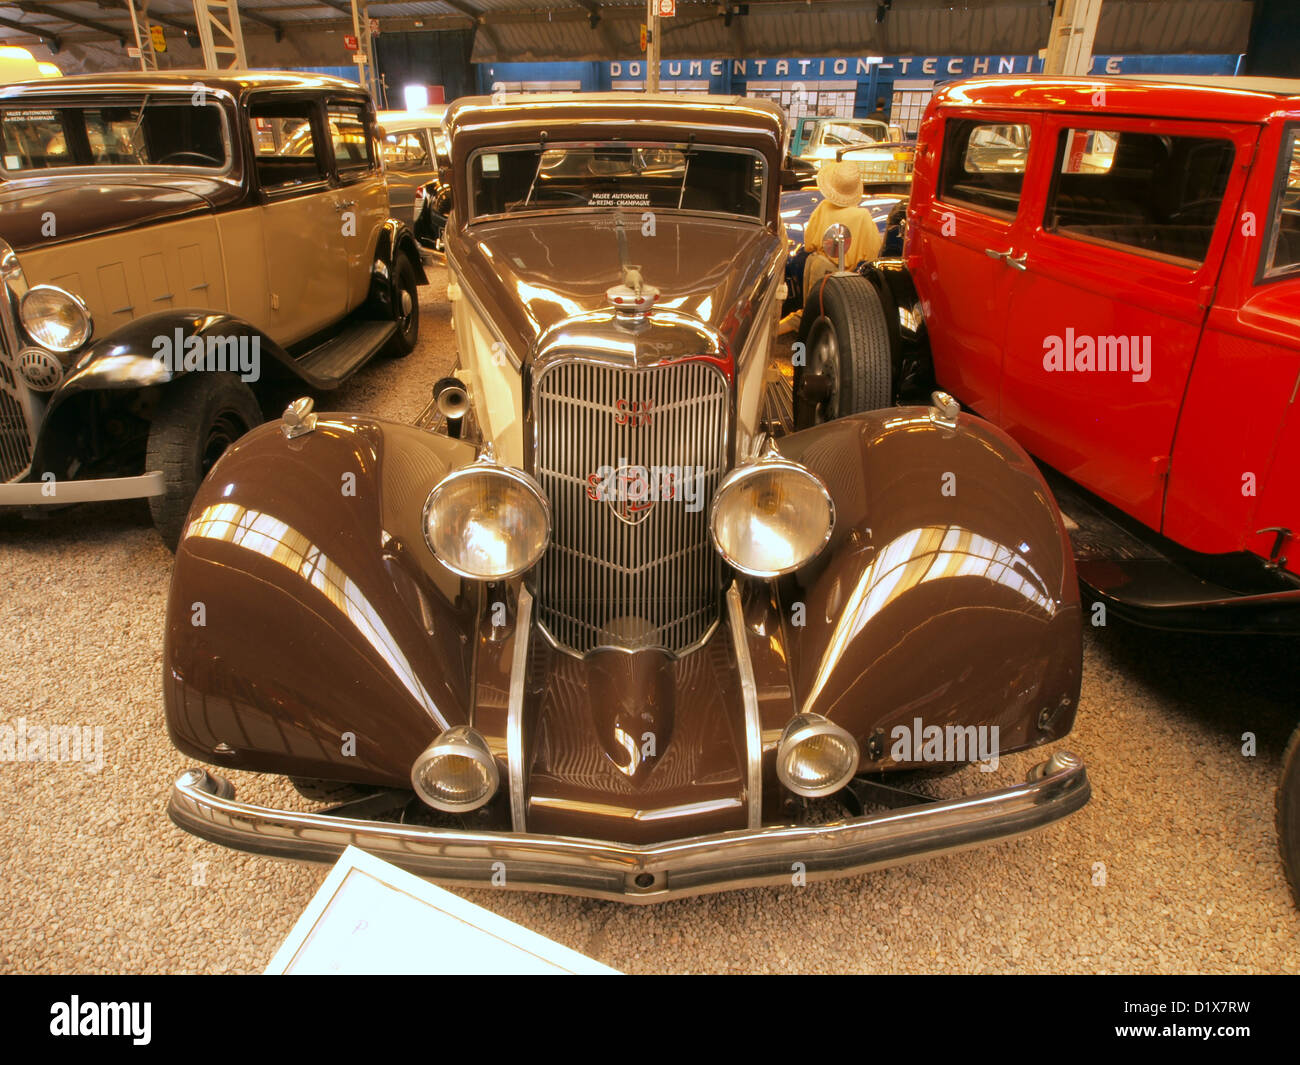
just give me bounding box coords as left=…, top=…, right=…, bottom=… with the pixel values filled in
left=481, top=153, right=499, bottom=173
left=587, top=191, right=653, bottom=207
left=3, top=109, right=57, bottom=122
left=3, top=155, right=18, bottom=169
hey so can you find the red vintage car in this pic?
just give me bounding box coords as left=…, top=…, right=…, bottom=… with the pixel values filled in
left=867, top=74, right=1299, bottom=902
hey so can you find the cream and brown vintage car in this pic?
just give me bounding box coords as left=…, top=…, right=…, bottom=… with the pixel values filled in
left=165, top=94, right=1089, bottom=902
left=0, top=72, right=426, bottom=547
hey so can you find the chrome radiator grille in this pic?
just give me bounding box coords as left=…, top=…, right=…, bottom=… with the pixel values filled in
left=533, top=358, right=729, bottom=656
left=0, top=355, right=32, bottom=483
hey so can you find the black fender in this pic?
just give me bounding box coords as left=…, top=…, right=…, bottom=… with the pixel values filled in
left=366, top=219, right=429, bottom=316
left=164, top=414, right=480, bottom=786
left=858, top=257, right=934, bottom=400
left=31, top=310, right=290, bottom=478
left=774, top=405, right=1082, bottom=769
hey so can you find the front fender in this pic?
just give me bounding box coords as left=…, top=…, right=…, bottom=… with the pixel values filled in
left=54, top=310, right=291, bottom=400
left=776, top=406, right=1081, bottom=767
left=163, top=414, right=479, bottom=785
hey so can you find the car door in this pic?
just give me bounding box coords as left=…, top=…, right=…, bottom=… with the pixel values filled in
left=246, top=95, right=347, bottom=346
left=325, top=98, right=389, bottom=314
left=380, top=126, right=434, bottom=216
left=909, top=112, right=1041, bottom=419
left=998, top=115, right=1256, bottom=530
left=1162, top=119, right=1300, bottom=575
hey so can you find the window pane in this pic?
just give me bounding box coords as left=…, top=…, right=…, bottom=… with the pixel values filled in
left=938, top=119, right=1031, bottom=215
left=328, top=105, right=372, bottom=172
left=0, top=98, right=226, bottom=172
left=470, top=144, right=766, bottom=220
left=381, top=131, right=429, bottom=171
left=249, top=107, right=322, bottom=189
left=1264, top=128, right=1300, bottom=277
left=1046, top=127, right=1234, bottom=265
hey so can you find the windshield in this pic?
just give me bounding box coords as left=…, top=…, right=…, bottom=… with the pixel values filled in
left=818, top=121, right=889, bottom=149
left=0, top=95, right=228, bottom=174
left=470, top=144, right=766, bottom=220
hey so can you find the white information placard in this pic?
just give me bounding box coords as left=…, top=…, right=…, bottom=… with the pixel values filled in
left=266, top=846, right=619, bottom=975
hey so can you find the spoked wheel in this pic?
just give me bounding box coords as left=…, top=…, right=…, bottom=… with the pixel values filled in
left=146, top=374, right=262, bottom=551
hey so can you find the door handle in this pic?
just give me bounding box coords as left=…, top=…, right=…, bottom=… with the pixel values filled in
left=334, top=199, right=357, bottom=211
left=984, top=248, right=1027, bottom=271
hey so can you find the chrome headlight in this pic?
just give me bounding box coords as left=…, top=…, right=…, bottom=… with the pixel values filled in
left=709, top=458, right=834, bottom=578
left=411, top=726, right=499, bottom=812
left=19, top=284, right=92, bottom=354
left=776, top=713, right=859, bottom=797
left=423, top=459, right=550, bottom=579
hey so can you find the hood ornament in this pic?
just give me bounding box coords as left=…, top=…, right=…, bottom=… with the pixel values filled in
left=607, top=216, right=659, bottom=325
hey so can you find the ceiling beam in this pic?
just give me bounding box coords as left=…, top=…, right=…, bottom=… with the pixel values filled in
left=12, top=1, right=127, bottom=43
left=0, top=13, right=59, bottom=48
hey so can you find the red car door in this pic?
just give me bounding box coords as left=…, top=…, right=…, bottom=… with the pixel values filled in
left=908, top=111, right=1042, bottom=420
left=998, top=115, right=1257, bottom=531
left=1164, top=119, right=1300, bottom=577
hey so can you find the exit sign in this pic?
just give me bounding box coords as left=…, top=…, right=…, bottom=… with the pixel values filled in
left=343, top=34, right=358, bottom=51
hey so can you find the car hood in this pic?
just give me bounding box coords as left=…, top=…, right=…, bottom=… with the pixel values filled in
left=448, top=213, right=785, bottom=364
left=0, top=173, right=236, bottom=251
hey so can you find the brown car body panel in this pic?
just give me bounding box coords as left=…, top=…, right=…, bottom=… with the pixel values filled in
left=164, top=405, right=1080, bottom=843
left=445, top=214, right=783, bottom=374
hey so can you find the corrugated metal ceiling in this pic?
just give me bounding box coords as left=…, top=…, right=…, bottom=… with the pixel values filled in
left=0, top=0, right=1257, bottom=69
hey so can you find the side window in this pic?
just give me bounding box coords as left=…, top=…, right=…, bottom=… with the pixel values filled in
left=328, top=104, right=374, bottom=177
left=1045, top=127, right=1234, bottom=266
left=938, top=119, right=1031, bottom=215
left=248, top=102, right=325, bottom=191
left=381, top=130, right=430, bottom=172
left=1261, top=125, right=1300, bottom=281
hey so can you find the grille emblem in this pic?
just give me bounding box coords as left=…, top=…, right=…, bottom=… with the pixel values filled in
left=586, top=464, right=667, bottom=526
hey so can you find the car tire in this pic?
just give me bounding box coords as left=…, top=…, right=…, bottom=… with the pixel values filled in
left=1277, top=722, right=1300, bottom=908
left=386, top=255, right=420, bottom=358
left=146, top=374, right=262, bottom=551
left=796, top=273, right=892, bottom=427
left=291, top=777, right=379, bottom=804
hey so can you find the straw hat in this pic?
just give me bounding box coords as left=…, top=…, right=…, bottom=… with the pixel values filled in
left=816, top=159, right=863, bottom=207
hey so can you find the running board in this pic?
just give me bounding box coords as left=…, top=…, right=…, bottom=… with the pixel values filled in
left=295, top=320, right=396, bottom=388
left=1044, top=470, right=1300, bottom=634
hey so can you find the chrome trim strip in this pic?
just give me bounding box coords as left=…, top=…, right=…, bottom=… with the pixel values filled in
left=507, top=585, right=533, bottom=833
left=0, top=471, right=165, bottom=504
left=168, top=753, right=1090, bottom=904
left=726, top=582, right=763, bottom=829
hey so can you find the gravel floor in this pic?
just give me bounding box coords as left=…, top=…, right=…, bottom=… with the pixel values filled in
left=1, top=265, right=1297, bottom=974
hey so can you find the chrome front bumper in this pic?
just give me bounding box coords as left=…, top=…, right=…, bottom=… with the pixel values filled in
left=168, top=752, right=1090, bottom=903
left=0, top=471, right=165, bottom=505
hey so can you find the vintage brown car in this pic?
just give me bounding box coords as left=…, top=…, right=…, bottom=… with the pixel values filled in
left=165, top=93, right=1089, bottom=903
left=0, top=72, right=426, bottom=547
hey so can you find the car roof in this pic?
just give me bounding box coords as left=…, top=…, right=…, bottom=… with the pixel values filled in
left=447, top=91, right=783, bottom=138
left=445, top=92, right=785, bottom=171
left=932, top=74, right=1300, bottom=123
left=0, top=70, right=368, bottom=101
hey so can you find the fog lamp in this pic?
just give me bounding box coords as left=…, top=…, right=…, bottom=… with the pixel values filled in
left=709, top=458, right=834, bottom=578
left=411, top=726, right=500, bottom=812
left=423, top=459, right=550, bottom=579
left=19, top=284, right=92, bottom=353
left=776, top=713, right=859, bottom=797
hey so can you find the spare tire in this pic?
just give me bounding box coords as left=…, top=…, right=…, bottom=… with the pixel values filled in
left=796, top=273, right=892, bottom=426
